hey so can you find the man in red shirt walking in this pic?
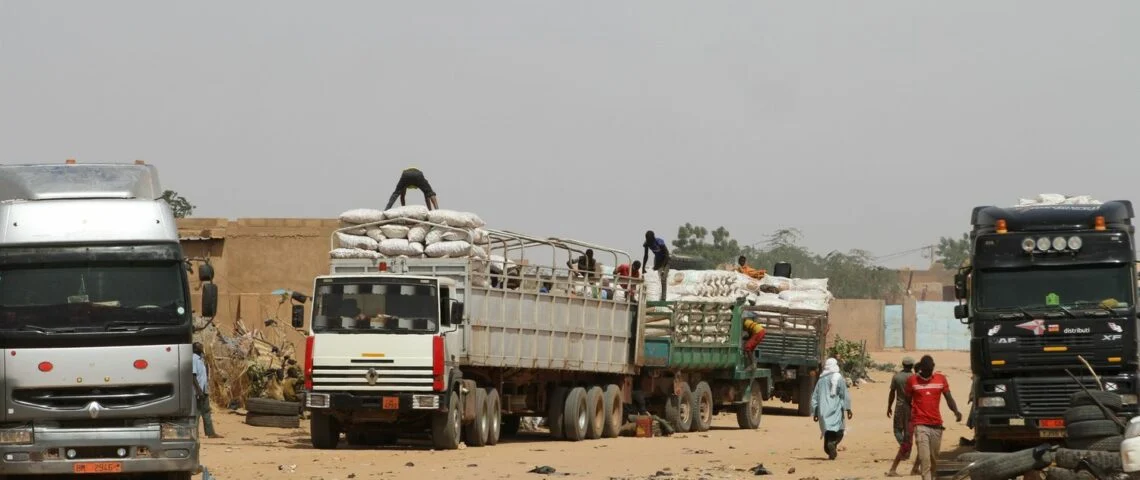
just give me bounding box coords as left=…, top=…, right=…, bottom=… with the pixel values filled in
left=905, top=355, right=963, bottom=480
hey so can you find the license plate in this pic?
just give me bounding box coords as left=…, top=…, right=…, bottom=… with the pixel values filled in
left=1040, top=430, right=1066, bottom=438
left=74, top=462, right=123, bottom=474
left=1039, top=418, right=1065, bottom=429
left=382, top=397, right=399, bottom=409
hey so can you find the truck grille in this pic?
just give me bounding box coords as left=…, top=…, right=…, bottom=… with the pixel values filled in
left=1015, top=378, right=1103, bottom=417
left=12, top=384, right=174, bottom=409
left=312, top=361, right=434, bottom=392
left=754, top=333, right=819, bottom=361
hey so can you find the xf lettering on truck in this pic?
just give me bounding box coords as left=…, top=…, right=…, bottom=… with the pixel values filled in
left=1104, top=334, right=1123, bottom=341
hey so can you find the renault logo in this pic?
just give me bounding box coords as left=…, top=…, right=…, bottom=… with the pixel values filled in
left=85, top=401, right=104, bottom=419
left=365, top=368, right=378, bottom=386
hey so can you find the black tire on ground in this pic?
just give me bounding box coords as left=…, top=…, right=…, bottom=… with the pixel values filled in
left=1070, top=391, right=1123, bottom=411
left=797, top=371, right=814, bottom=417
left=432, top=391, right=463, bottom=450
left=736, top=380, right=762, bottom=430
left=1066, top=435, right=1123, bottom=451
left=501, top=415, right=521, bottom=437
left=1053, top=448, right=1124, bottom=472
left=665, top=382, right=694, bottom=433
left=967, top=447, right=1054, bottom=480
left=602, top=384, right=623, bottom=439
left=693, top=381, right=714, bottom=433
left=547, top=387, right=568, bottom=440
left=486, top=388, right=502, bottom=446
left=563, top=387, right=588, bottom=442
left=956, top=452, right=1007, bottom=463
left=1065, top=420, right=1121, bottom=440
left=246, top=412, right=300, bottom=429
left=585, top=386, right=605, bottom=440
left=464, top=388, right=490, bottom=447
left=1064, top=405, right=1111, bottom=425
left=1044, top=467, right=1096, bottom=480
left=310, top=412, right=340, bottom=449
left=246, top=397, right=302, bottom=416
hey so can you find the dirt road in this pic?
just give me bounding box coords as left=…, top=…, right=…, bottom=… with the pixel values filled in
left=199, top=351, right=974, bottom=479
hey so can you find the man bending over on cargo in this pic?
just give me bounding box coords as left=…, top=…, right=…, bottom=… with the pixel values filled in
left=643, top=231, right=670, bottom=301
left=384, top=167, right=439, bottom=210
left=613, top=260, right=642, bottom=301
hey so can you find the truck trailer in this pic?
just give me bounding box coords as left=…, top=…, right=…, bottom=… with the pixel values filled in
left=298, top=219, right=770, bottom=449
left=0, top=161, right=216, bottom=478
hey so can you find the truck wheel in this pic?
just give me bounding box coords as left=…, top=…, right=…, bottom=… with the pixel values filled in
left=602, top=384, right=623, bottom=439
left=1070, top=391, right=1123, bottom=411
left=693, top=382, right=714, bottom=433
left=246, top=397, right=302, bottom=416
left=665, top=382, right=694, bottom=433
left=246, top=412, right=301, bottom=428
left=1064, top=405, right=1111, bottom=424
left=968, top=447, right=1055, bottom=480
left=432, top=391, right=463, bottom=450
left=502, top=415, right=521, bottom=437
left=486, top=389, right=502, bottom=446
left=563, top=387, right=589, bottom=441
left=310, top=412, right=340, bottom=450
left=736, top=380, right=762, bottom=429
left=585, top=386, right=606, bottom=440
left=1066, top=420, right=1121, bottom=440
left=1068, top=435, right=1124, bottom=451
left=465, top=388, right=490, bottom=447
left=797, top=371, right=814, bottom=417
left=547, top=387, right=568, bottom=440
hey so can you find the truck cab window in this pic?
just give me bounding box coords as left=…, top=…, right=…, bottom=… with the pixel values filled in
left=312, top=281, right=439, bottom=334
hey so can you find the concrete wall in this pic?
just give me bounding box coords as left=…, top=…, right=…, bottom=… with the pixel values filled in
left=884, top=305, right=903, bottom=349
left=883, top=298, right=969, bottom=351
left=827, top=299, right=886, bottom=351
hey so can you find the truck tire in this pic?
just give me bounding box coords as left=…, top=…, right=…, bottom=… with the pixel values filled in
left=1064, top=406, right=1111, bottom=425
left=563, top=387, right=589, bottom=441
left=1067, top=435, right=1123, bottom=451
left=486, top=389, right=502, bottom=446
left=736, top=380, right=762, bottom=430
left=464, top=388, right=490, bottom=447
left=547, top=387, right=568, bottom=440
left=602, top=384, right=623, bottom=439
left=310, top=412, right=340, bottom=450
left=1070, top=391, right=1123, bottom=411
left=502, top=415, right=521, bottom=437
left=432, top=391, right=463, bottom=450
left=665, top=382, right=694, bottom=433
left=693, top=381, right=714, bottom=433
left=246, top=398, right=302, bottom=416
left=967, top=447, right=1054, bottom=480
left=585, top=386, right=605, bottom=440
left=1054, top=448, right=1124, bottom=472
left=797, top=371, right=814, bottom=417
left=1044, top=468, right=1095, bottom=480
left=1065, top=420, right=1121, bottom=440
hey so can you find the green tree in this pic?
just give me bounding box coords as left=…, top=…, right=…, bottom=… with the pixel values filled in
left=161, top=190, right=195, bottom=218
left=935, top=233, right=970, bottom=270
left=673, top=223, right=741, bottom=266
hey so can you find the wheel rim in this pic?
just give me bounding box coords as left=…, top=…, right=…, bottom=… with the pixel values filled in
left=679, top=400, right=691, bottom=425
left=749, top=389, right=761, bottom=420
left=577, top=401, right=588, bottom=432
left=700, top=394, right=712, bottom=424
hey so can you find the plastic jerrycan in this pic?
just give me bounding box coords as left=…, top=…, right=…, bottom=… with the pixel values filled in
left=1121, top=416, right=1140, bottom=472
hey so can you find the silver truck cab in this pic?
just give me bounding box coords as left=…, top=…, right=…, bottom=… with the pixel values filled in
left=0, top=161, right=216, bottom=478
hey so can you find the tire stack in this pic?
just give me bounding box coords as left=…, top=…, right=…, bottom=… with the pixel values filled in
left=1063, top=391, right=1124, bottom=452
left=245, top=398, right=303, bottom=429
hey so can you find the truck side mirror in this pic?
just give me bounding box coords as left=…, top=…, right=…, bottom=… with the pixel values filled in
left=291, top=304, right=305, bottom=329
left=953, top=273, right=967, bottom=300
left=201, top=283, right=218, bottom=318
left=954, top=304, right=969, bottom=320
left=450, top=302, right=465, bottom=325
left=198, top=262, right=215, bottom=283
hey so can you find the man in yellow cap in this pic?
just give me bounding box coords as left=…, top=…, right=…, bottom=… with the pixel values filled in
left=385, top=167, right=439, bottom=210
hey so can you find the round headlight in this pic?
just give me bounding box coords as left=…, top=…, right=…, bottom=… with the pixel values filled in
left=1037, top=237, right=1052, bottom=251
left=1021, top=238, right=1036, bottom=252
left=1053, top=237, right=1067, bottom=251
left=1068, top=236, right=1082, bottom=250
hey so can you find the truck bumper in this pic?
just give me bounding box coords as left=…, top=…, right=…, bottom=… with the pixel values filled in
left=306, top=391, right=446, bottom=413
left=0, top=421, right=199, bottom=476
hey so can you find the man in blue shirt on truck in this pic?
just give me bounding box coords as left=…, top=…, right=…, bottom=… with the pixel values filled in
left=642, top=230, right=670, bottom=301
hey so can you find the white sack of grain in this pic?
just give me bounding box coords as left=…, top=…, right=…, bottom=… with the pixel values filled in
left=384, top=205, right=430, bottom=220
left=408, top=225, right=429, bottom=244
left=760, top=275, right=793, bottom=292
left=378, top=239, right=424, bottom=257
left=779, top=290, right=831, bottom=303
left=339, top=222, right=367, bottom=235
left=471, top=228, right=490, bottom=244
left=425, top=240, right=473, bottom=258
left=336, top=232, right=379, bottom=251
left=380, top=225, right=410, bottom=239
left=470, top=244, right=488, bottom=259
left=426, top=209, right=482, bottom=228
left=791, top=278, right=829, bottom=292
left=330, top=248, right=381, bottom=259
left=365, top=229, right=386, bottom=242
left=339, top=208, right=386, bottom=225
left=426, top=227, right=470, bottom=245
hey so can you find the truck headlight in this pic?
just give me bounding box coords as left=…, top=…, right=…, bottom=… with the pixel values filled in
left=160, top=423, right=196, bottom=441
left=978, top=396, right=1006, bottom=408
left=0, top=426, right=33, bottom=445
left=1121, top=394, right=1139, bottom=405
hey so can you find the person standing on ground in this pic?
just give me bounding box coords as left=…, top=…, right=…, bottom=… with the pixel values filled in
left=384, top=167, right=439, bottom=210
left=887, top=357, right=919, bottom=477
left=642, top=231, right=670, bottom=301
left=811, top=357, right=853, bottom=460
left=906, top=355, right=963, bottom=480
left=192, top=342, right=222, bottom=439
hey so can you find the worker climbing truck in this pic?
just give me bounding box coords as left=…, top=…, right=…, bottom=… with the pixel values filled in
left=0, top=161, right=216, bottom=478
left=298, top=218, right=770, bottom=449
left=954, top=198, right=1139, bottom=451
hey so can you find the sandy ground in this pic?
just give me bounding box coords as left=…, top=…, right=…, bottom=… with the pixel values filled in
left=199, top=351, right=974, bottom=480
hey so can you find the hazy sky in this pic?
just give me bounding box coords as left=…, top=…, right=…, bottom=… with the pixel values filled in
left=2, top=1, right=1137, bottom=268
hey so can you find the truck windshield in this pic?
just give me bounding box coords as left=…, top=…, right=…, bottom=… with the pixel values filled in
left=976, top=264, right=1134, bottom=311
left=0, top=262, right=188, bottom=332
left=312, top=281, right=439, bottom=334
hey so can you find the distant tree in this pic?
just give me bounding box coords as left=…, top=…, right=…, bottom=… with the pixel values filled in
left=161, top=190, right=195, bottom=218
left=673, top=223, right=740, bottom=266
left=935, top=233, right=970, bottom=270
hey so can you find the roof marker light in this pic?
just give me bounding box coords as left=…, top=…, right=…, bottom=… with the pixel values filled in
left=1067, top=236, right=1082, bottom=250
left=65, top=159, right=76, bottom=164
left=1036, top=237, right=1051, bottom=251
left=995, top=219, right=1008, bottom=234
left=1052, top=237, right=1067, bottom=251
left=1021, top=238, right=1036, bottom=253
left=1095, top=216, right=1106, bottom=231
